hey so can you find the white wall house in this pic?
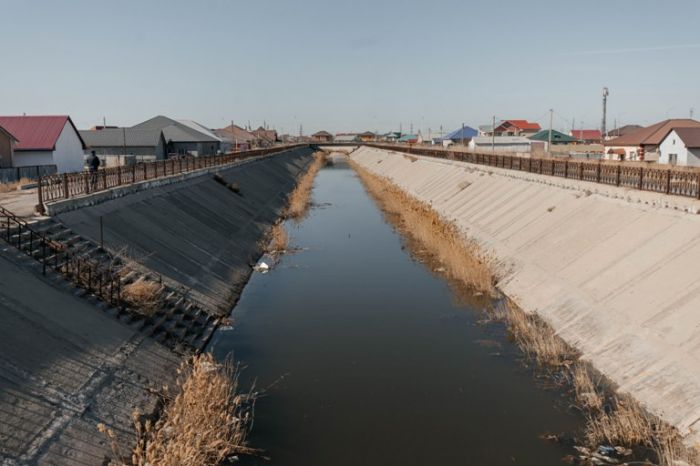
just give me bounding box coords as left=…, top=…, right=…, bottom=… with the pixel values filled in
left=0, top=116, right=86, bottom=173
left=658, top=128, right=700, bottom=167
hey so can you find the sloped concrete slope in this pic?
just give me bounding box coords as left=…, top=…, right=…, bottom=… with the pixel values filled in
left=0, top=248, right=180, bottom=465
left=56, top=147, right=315, bottom=314
left=352, top=146, right=700, bottom=446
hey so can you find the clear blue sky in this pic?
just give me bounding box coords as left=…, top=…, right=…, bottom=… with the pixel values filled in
left=1, top=0, right=699, bottom=135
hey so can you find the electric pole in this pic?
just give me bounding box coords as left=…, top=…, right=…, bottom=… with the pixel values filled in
left=601, top=87, right=609, bottom=138
left=491, top=115, right=496, bottom=153
left=461, top=123, right=465, bottom=146
left=691, top=108, right=695, bottom=119
left=548, top=109, right=553, bottom=155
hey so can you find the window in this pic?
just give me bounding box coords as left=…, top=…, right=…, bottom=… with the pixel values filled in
left=669, top=154, right=678, bottom=165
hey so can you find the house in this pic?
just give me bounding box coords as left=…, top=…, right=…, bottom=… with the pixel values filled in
left=0, top=124, right=18, bottom=168
left=359, top=131, right=376, bottom=142
left=479, top=120, right=541, bottom=137
left=335, top=133, right=359, bottom=143
left=398, top=134, right=419, bottom=144
left=0, top=116, right=86, bottom=173
left=530, top=130, right=578, bottom=144
left=214, top=124, right=256, bottom=151
left=468, top=136, right=531, bottom=153
left=80, top=128, right=167, bottom=160
left=658, top=128, right=700, bottom=166
left=441, top=126, right=478, bottom=145
left=311, top=131, right=334, bottom=143
left=604, top=119, right=700, bottom=161
left=570, top=129, right=602, bottom=144
left=252, top=127, right=278, bottom=147
left=605, top=125, right=643, bottom=140
left=131, top=116, right=221, bottom=156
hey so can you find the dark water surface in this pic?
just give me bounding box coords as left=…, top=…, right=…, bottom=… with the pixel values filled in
left=210, top=159, right=581, bottom=466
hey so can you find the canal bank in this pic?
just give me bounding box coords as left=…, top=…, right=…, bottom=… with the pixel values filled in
left=210, top=156, right=582, bottom=465
left=350, top=145, right=700, bottom=451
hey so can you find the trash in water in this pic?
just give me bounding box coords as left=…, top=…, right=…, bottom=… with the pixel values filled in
left=255, top=262, right=270, bottom=273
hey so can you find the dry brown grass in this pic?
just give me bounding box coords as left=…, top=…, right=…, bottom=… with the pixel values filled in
left=350, top=159, right=495, bottom=297
left=286, top=151, right=326, bottom=221
left=0, top=177, right=32, bottom=193
left=268, top=221, right=288, bottom=253
left=122, top=278, right=163, bottom=315
left=585, top=394, right=654, bottom=447
left=570, top=362, right=604, bottom=412
left=100, top=353, right=257, bottom=466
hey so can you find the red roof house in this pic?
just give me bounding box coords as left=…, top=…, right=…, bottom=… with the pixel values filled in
left=0, top=116, right=86, bottom=173
left=570, top=129, right=602, bottom=143
left=0, top=124, right=19, bottom=168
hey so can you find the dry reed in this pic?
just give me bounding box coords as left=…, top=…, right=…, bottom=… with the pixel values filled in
left=268, top=221, right=288, bottom=253
left=350, top=156, right=700, bottom=465
left=0, top=177, right=32, bottom=193
left=122, top=278, right=163, bottom=315
left=99, top=353, right=257, bottom=466
left=286, top=151, right=326, bottom=221
left=350, top=159, right=495, bottom=296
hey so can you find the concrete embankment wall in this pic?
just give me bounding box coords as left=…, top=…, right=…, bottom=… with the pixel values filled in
left=352, top=146, right=700, bottom=446
left=55, top=147, right=315, bottom=313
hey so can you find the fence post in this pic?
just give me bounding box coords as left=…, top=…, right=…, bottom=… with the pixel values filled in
left=117, top=166, right=122, bottom=186
left=37, top=176, right=44, bottom=212
left=596, top=161, right=601, bottom=182
left=639, top=167, right=644, bottom=190
left=697, top=173, right=700, bottom=199
left=102, top=170, right=107, bottom=190
left=666, top=169, right=671, bottom=194
left=616, top=165, right=621, bottom=186
left=63, top=173, right=69, bottom=199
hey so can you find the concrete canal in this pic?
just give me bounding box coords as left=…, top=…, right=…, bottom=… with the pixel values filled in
left=210, top=155, right=582, bottom=465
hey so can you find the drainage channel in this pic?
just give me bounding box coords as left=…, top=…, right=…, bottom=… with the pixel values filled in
left=209, top=156, right=582, bottom=465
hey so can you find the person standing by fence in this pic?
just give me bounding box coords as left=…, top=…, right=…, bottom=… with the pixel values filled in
left=86, top=150, right=100, bottom=190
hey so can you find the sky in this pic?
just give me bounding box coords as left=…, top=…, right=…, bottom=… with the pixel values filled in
left=1, top=0, right=700, bottom=135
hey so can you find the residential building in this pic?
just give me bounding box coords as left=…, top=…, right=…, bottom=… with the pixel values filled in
left=605, top=125, right=643, bottom=140
left=479, top=120, right=541, bottom=137
left=0, top=116, right=86, bottom=173
left=0, top=124, right=18, bottom=168
left=131, top=116, right=221, bottom=156
left=214, top=124, right=256, bottom=151
left=80, top=128, right=167, bottom=159
left=604, top=119, right=700, bottom=161
left=398, top=134, right=418, bottom=144
left=441, top=126, right=478, bottom=145
left=468, top=136, right=531, bottom=153
left=311, top=131, right=334, bottom=143
left=252, top=127, right=278, bottom=147
left=530, top=130, right=578, bottom=144
left=359, top=131, right=376, bottom=142
left=658, top=128, right=700, bottom=166
left=570, top=129, right=602, bottom=144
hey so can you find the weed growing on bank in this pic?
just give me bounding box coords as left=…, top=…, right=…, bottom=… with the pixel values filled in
left=268, top=221, right=288, bottom=253
left=286, top=151, right=327, bottom=221
left=0, top=177, right=32, bottom=193
left=99, top=353, right=258, bottom=466
left=122, top=278, right=163, bottom=315
left=349, top=155, right=699, bottom=466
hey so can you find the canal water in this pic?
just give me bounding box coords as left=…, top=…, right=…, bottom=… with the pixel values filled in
left=209, top=157, right=581, bottom=465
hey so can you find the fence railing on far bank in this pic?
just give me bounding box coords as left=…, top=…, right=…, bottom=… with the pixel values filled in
left=38, top=145, right=303, bottom=210
left=369, top=143, right=700, bottom=200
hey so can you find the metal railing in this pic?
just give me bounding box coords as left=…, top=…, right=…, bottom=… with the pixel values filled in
left=369, top=144, right=700, bottom=199
left=0, top=205, right=123, bottom=307
left=38, top=145, right=304, bottom=210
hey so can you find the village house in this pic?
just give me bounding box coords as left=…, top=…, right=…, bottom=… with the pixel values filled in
left=0, top=115, right=86, bottom=173
left=398, top=134, right=418, bottom=144
left=658, top=128, right=700, bottom=166
left=252, top=127, right=278, bottom=147
left=335, top=133, right=359, bottom=143
left=605, top=124, right=643, bottom=140
left=479, top=119, right=542, bottom=138
left=79, top=128, right=167, bottom=161
left=131, top=116, right=221, bottom=156
left=468, top=136, right=532, bottom=153
left=311, top=131, right=334, bottom=143
left=530, top=129, right=578, bottom=145
left=440, top=126, right=478, bottom=146
left=570, top=129, right=602, bottom=144
left=213, top=124, right=256, bottom=151
left=358, top=131, right=376, bottom=142
left=0, top=124, right=18, bottom=168
left=604, top=119, right=700, bottom=161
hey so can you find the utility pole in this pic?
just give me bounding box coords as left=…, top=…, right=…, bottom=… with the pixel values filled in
left=601, top=87, right=609, bottom=138
left=103, top=116, right=106, bottom=128
left=122, top=126, right=127, bottom=158
left=231, top=120, right=237, bottom=151
left=691, top=108, right=695, bottom=119
left=461, top=122, right=465, bottom=146
left=548, top=109, right=553, bottom=155
left=491, top=115, right=496, bottom=153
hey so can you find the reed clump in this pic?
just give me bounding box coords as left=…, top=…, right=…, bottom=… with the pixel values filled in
left=268, top=221, right=288, bottom=253
left=350, top=159, right=495, bottom=297
left=0, top=177, right=32, bottom=193
left=99, top=353, right=257, bottom=466
left=286, top=151, right=326, bottom=221
left=122, top=278, right=163, bottom=315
